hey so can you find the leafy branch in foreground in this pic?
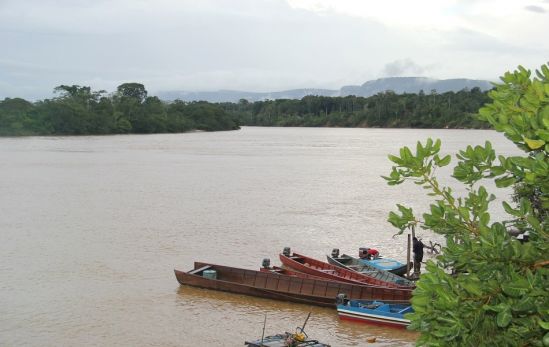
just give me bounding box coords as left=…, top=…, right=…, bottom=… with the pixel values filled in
left=383, top=64, right=549, bottom=346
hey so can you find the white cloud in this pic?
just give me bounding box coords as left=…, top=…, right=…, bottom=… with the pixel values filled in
left=382, top=59, right=428, bottom=77
left=0, top=0, right=547, bottom=99
left=287, top=0, right=460, bottom=29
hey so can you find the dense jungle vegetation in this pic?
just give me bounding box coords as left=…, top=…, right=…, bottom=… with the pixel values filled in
left=0, top=83, right=240, bottom=136
left=221, top=87, right=490, bottom=128
left=0, top=84, right=490, bottom=136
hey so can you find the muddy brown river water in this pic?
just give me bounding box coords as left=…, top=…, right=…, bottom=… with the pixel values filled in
left=0, top=127, right=517, bottom=346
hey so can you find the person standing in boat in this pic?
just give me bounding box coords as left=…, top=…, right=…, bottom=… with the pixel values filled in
left=413, top=237, right=425, bottom=274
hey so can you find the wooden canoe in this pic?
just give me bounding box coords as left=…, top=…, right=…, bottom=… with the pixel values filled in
left=280, top=251, right=414, bottom=288
left=326, top=254, right=414, bottom=287
left=260, top=265, right=334, bottom=282
left=174, top=262, right=412, bottom=307
left=261, top=265, right=410, bottom=289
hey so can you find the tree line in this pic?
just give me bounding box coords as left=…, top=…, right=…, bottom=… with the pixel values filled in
left=1, top=84, right=492, bottom=136
left=220, top=87, right=491, bottom=128
left=0, top=83, right=240, bottom=136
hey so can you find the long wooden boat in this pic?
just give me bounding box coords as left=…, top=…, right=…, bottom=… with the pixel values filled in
left=174, top=262, right=412, bottom=307
left=260, top=265, right=333, bottom=282
left=326, top=254, right=414, bottom=287
left=336, top=298, right=413, bottom=328
left=279, top=251, right=414, bottom=288
left=261, top=265, right=411, bottom=289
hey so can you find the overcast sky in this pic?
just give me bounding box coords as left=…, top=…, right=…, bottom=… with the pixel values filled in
left=1, top=0, right=548, bottom=99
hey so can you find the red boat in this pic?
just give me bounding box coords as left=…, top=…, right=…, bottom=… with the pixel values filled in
left=279, top=248, right=414, bottom=289
left=175, top=262, right=412, bottom=307
left=259, top=260, right=407, bottom=289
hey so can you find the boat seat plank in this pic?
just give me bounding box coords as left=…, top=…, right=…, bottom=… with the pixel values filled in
left=398, top=307, right=412, bottom=314
left=189, top=265, right=211, bottom=275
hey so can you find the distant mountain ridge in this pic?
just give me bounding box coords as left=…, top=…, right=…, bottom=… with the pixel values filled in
left=157, top=77, right=493, bottom=103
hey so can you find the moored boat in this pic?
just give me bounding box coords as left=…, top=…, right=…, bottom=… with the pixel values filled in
left=336, top=294, right=413, bottom=328
left=174, top=262, right=412, bottom=307
left=279, top=248, right=414, bottom=288
left=260, top=258, right=333, bottom=282
left=358, top=247, right=409, bottom=276
left=245, top=313, right=331, bottom=347
left=245, top=333, right=330, bottom=347
left=326, top=250, right=414, bottom=287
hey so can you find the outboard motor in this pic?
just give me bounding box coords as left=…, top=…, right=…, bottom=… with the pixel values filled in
left=283, top=247, right=291, bottom=256
left=331, top=248, right=340, bottom=258
left=336, top=293, right=348, bottom=305
left=262, top=258, right=271, bottom=269
left=359, top=247, right=369, bottom=259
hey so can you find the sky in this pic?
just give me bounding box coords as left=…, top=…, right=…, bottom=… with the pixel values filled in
left=0, top=0, right=548, bottom=100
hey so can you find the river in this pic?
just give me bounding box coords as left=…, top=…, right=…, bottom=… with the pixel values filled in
left=0, top=127, right=518, bottom=346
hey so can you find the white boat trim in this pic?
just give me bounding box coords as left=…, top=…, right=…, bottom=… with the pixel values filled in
left=337, top=308, right=410, bottom=326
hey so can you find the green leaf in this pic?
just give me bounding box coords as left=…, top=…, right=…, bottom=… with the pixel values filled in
left=388, top=154, right=403, bottom=164
left=458, top=207, right=470, bottom=220
left=536, top=129, right=549, bottom=141
left=479, top=212, right=490, bottom=225
left=411, top=294, right=430, bottom=308
left=539, top=320, right=549, bottom=330
left=460, top=280, right=483, bottom=296
left=502, top=201, right=520, bottom=216
left=523, top=137, right=546, bottom=150
left=513, top=296, right=536, bottom=313
left=490, top=166, right=506, bottom=176
left=527, top=215, right=541, bottom=230
left=496, top=308, right=512, bottom=328
left=495, top=176, right=516, bottom=188
left=501, top=279, right=530, bottom=297
left=438, top=155, right=451, bottom=167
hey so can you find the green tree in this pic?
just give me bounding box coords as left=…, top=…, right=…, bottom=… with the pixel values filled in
left=53, top=85, right=113, bottom=134
left=113, top=83, right=149, bottom=132
left=0, top=98, right=35, bottom=135
left=384, top=64, right=548, bottom=346
left=116, top=83, right=147, bottom=102
left=134, top=96, right=167, bottom=133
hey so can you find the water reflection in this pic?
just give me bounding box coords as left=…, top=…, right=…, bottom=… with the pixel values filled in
left=175, top=285, right=417, bottom=346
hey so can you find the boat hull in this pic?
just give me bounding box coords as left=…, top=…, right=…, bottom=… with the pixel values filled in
left=175, top=262, right=412, bottom=307
left=281, top=252, right=413, bottom=288
left=360, top=258, right=409, bottom=276
left=337, top=301, right=412, bottom=329
left=326, top=254, right=414, bottom=287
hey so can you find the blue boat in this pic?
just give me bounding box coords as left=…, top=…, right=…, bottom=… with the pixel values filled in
left=360, top=258, right=408, bottom=275
left=336, top=295, right=413, bottom=328
left=358, top=247, right=409, bottom=276
left=326, top=251, right=414, bottom=287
